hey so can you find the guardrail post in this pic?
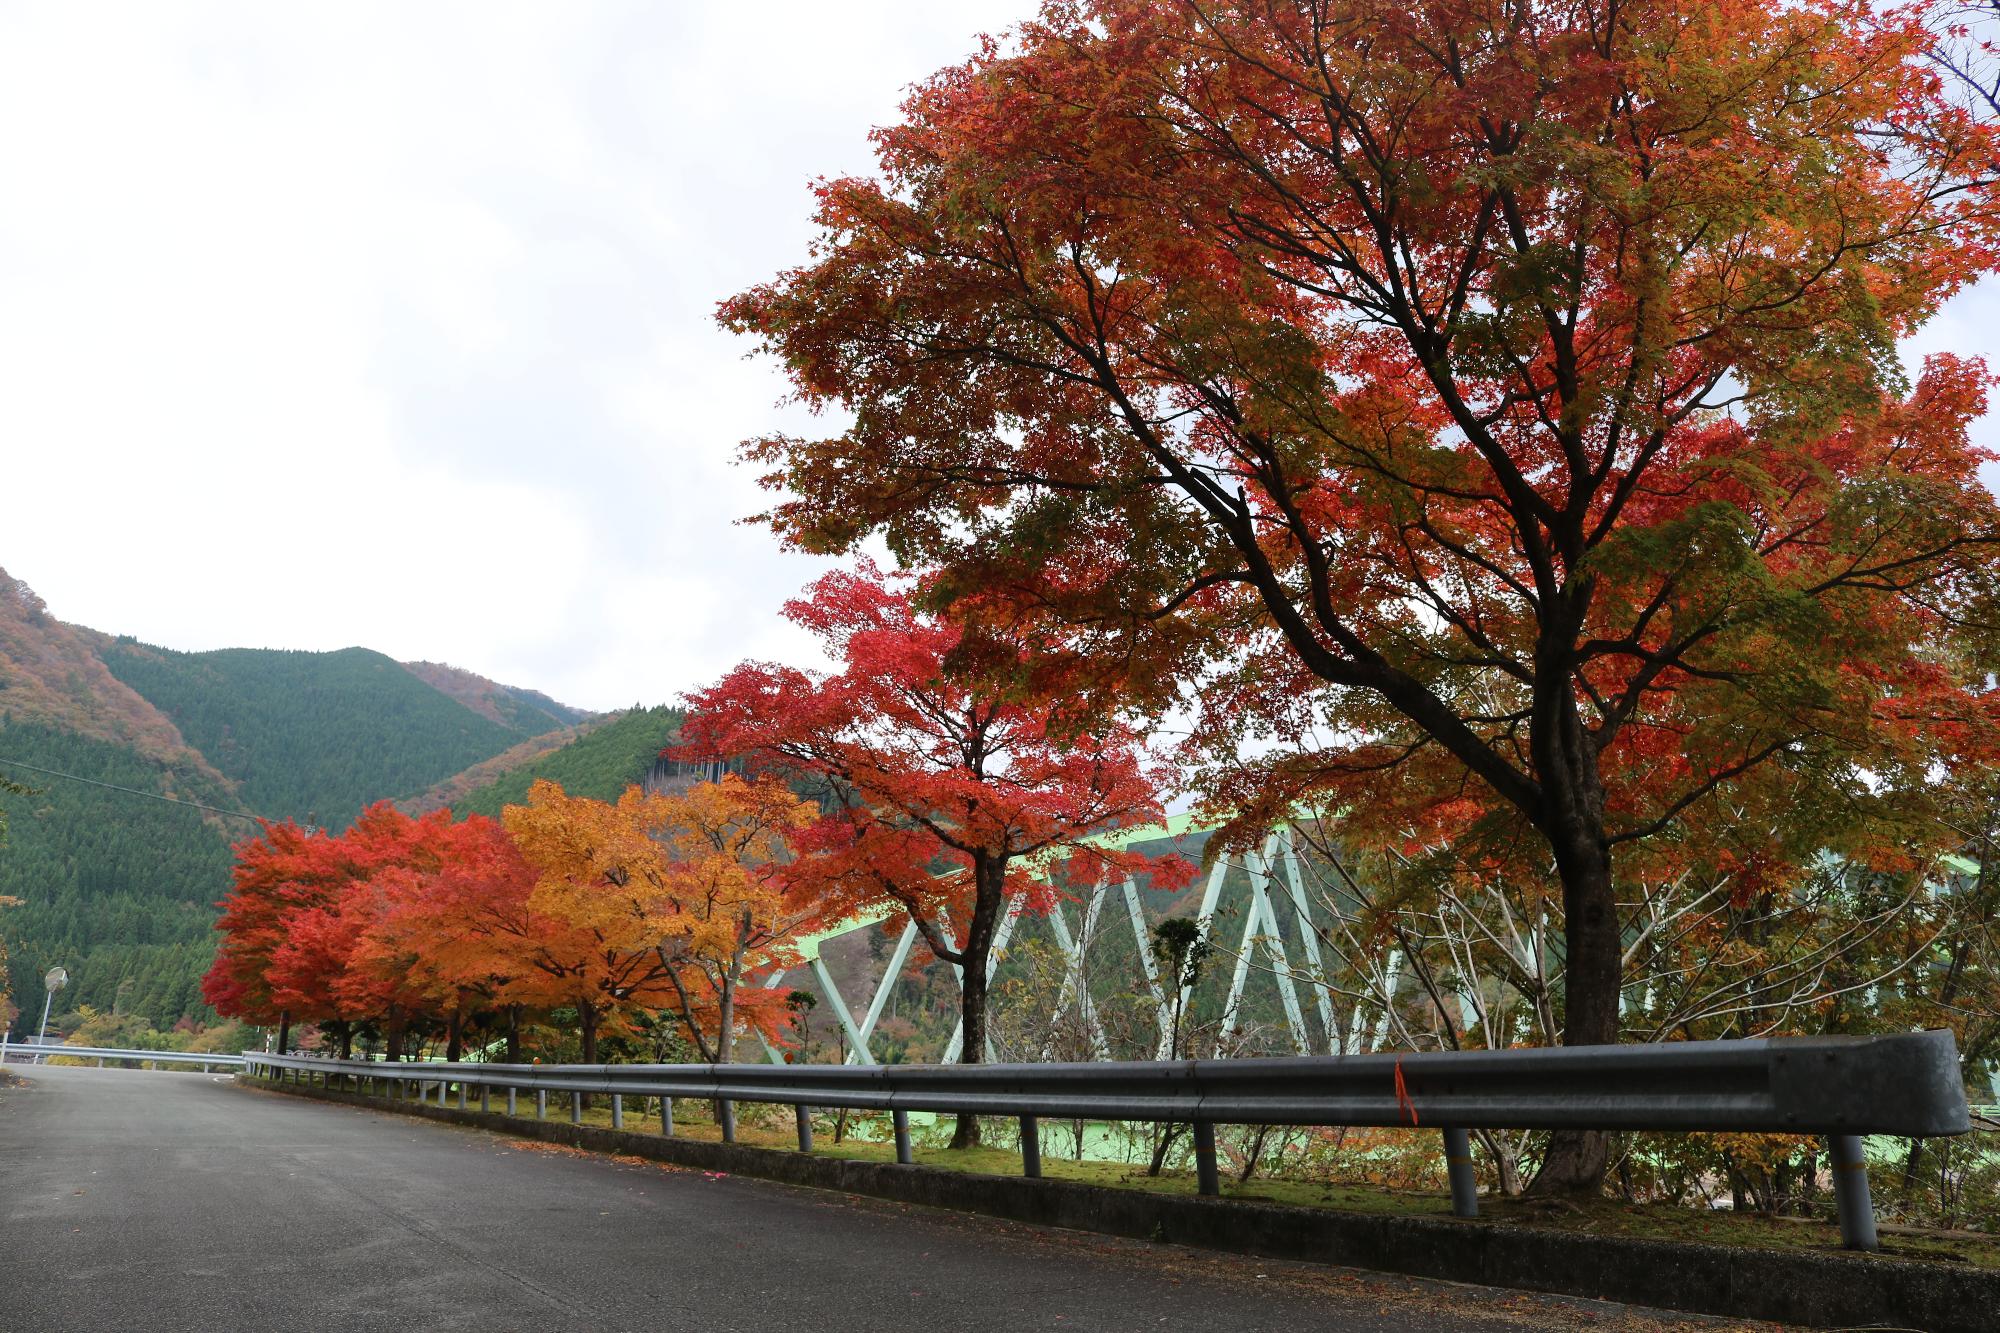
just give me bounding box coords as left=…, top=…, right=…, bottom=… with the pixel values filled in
left=570, top=1092, right=582, bottom=1125
left=507, top=1087, right=518, bottom=1117
left=1443, top=1127, right=1478, bottom=1218
left=536, top=1089, right=547, bottom=1121
left=720, top=1099, right=737, bottom=1144
left=612, top=1094, right=624, bottom=1130
left=1829, top=1134, right=1879, bottom=1251
left=660, top=1097, right=674, bottom=1136
left=457, top=1081, right=467, bottom=1110
left=796, top=1105, right=814, bottom=1152
left=480, top=1084, right=491, bottom=1113
left=1021, top=1116, right=1042, bottom=1179
left=1193, top=1121, right=1219, bottom=1197
left=893, top=1109, right=912, bottom=1165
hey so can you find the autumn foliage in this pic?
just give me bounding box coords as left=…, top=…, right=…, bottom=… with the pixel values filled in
left=722, top=0, right=2000, bottom=1184
left=201, top=777, right=821, bottom=1066
left=681, top=566, right=1187, bottom=1141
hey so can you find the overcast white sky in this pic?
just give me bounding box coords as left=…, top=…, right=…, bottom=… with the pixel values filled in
left=2, top=2, right=1995, bottom=714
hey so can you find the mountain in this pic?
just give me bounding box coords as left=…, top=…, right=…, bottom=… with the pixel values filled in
left=0, top=567, right=598, bottom=1036
left=96, top=641, right=536, bottom=830
left=399, top=660, right=595, bottom=735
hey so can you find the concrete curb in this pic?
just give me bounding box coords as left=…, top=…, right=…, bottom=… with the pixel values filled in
left=245, top=1075, right=1999, bottom=1331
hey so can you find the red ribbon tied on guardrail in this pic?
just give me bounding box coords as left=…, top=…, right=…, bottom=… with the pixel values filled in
left=1393, top=1057, right=1420, bottom=1127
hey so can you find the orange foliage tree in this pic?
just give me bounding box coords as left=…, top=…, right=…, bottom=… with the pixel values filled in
left=501, top=782, right=679, bottom=1064
left=640, top=774, right=816, bottom=1063
left=504, top=777, right=815, bottom=1064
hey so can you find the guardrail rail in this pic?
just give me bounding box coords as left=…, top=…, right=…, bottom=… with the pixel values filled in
left=1, top=1042, right=244, bottom=1071
left=242, top=1030, right=1970, bottom=1251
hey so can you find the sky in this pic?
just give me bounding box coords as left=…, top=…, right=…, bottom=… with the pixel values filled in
left=0, top=1, right=1027, bottom=712
left=1, top=2, right=1995, bottom=714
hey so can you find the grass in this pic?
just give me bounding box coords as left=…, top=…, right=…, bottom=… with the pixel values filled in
left=333, top=1078, right=2000, bottom=1271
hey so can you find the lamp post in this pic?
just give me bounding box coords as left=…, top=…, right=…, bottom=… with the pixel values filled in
left=34, top=966, right=67, bottom=1064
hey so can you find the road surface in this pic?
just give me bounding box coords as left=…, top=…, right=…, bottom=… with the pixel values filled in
left=0, top=1065, right=1759, bottom=1332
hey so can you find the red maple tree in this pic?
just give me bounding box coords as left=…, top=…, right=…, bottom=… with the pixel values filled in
left=682, top=565, right=1186, bottom=1146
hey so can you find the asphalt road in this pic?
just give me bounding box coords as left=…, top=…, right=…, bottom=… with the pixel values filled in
left=0, top=1066, right=1762, bottom=1333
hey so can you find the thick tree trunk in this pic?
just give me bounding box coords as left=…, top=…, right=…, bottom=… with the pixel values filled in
left=386, top=1019, right=405, bottom=1063
left=1527, top=670, right=1622, bottom=1198
left=948, top=853, right=1007, bottom=1151
left=446, top=1011, right=463, bottom=1063
left=505, top=1005, right=521, bottom=1064
left=1529, top=835, right=1619, bottom=1195
left=276, top=1010, right=291, bottom=1054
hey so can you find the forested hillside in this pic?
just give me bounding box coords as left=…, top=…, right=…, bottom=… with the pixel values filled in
left=0, top=720, right=239, bottom=1030
left=450, top=705, right=685, bottom=817
left=99, top=642, right=530, bottom=828
left=0, top=568, right=598, bottom=1037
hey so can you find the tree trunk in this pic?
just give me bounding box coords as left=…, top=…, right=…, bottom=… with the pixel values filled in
left=716, top=946, right=743, bottom=1065
left=337, top=1023, right=354, bottom=1060
left=1239, top=1124, right=1273, bottom=1183
left=505, top=1005, right=521, bottom=1064
left=578, top=1004, right=600, bottom=1113
left=446, top=1011, right=463, bottom=1063
left=1147, top=1121, right=1184, bottom=1176
left=386, top=1019, right=405, bottom=1063
left=276, top=1010, right=291, bottom=1054
left=1527, top=755, right=1621, bottom=1197
left=948, top=853, right=1007, bottom=1150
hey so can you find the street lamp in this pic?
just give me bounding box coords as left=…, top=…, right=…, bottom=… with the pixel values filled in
left=34, top=966, right=67, bottom=1064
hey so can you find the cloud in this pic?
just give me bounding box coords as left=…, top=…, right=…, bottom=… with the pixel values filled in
left=0, top=0, right=1024, bottom=711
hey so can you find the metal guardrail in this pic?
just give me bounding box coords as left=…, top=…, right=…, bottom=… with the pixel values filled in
left=1, top=1042, right=244, bottom=1070
left=243, top=1031, right=1967, bottom=1251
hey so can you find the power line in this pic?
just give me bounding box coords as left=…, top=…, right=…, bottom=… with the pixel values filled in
left=0, top=756, right=270, bottom=824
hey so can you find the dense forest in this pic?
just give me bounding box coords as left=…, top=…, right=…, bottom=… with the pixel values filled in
left=98, top=642, right=534, bottom=828
left=450, top=705, right=685, bottom=817
left=0, top=721, right=239, bottom=1030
